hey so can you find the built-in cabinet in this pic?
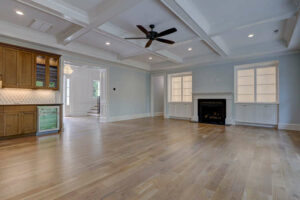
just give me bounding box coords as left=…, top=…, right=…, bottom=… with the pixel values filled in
left=0, top=106, right=37, bottom=137
left=0, top=43, right=60, bottom=90
left=168, top=103, right=192, bottom=119
left=235, top=104, right=278, bottom=125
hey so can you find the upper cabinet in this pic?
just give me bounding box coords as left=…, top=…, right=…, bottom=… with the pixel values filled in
left=3, top=48, right=18, bottom=88
left=48, top=57, right=59, bottom=89
left=34, top=54, right=59, bottom=90
left=18, top=50, right=34, bottom=88
left=0, top=43, right=60, bottom=90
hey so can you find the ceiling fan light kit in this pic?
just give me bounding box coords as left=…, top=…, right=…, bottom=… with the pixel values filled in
left=125, top=24, right=177, bottom=48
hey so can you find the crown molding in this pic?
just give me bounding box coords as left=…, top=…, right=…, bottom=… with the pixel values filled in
left=151, top=49, right=300, bottom=71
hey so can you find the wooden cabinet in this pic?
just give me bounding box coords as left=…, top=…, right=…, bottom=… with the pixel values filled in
left=0, top=43, right=60, bottom=90
left=18, top=50, right=34, bottom=88
left=48, top=56, right=59, bottom=89
left=20, top=110, right=36, bottom=134
left=0, top=106, right=37, bottom=137
left=0, top=107, right=4, bottom=137
left=0, top=46, right=3, bottom=80
left=34, top=54, right=59, bottom=90
left=3, top=47, right=18, bottom=88
left=4, top=112, right=20, bottom=136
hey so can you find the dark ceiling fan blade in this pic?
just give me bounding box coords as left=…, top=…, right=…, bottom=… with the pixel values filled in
left=156, top=38, right=175, bottom=44
left=145, top=40, right=153, bottom=48
left=124, top=37, right=147, bottom=39
left=137, top=25, right=149, bottom=35
left=157, top=28, right=177, bottom=37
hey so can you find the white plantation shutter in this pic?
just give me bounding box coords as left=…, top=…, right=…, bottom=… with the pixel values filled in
left=237, top=69, right=255, bottom=103
left=171, top=76, right=182, bottom=102
left=256, top=66, right=277, bottom=103
left=170, top=74, right=192, bottom=102
left=182, top=75, right=192, bottom=102
left=235, top=62, right=278, bottom=103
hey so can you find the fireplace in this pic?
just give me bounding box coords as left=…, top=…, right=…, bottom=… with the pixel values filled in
left=198, top=99, right=226, bottom=125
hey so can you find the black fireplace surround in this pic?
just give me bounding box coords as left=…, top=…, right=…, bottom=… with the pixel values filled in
left=198, top=99, right=226, bottom=125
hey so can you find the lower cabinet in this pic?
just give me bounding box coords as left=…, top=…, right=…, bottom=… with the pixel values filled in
left=4, top=112, right=20, bottom=136
left=168, top=103, right=192, bottom=119
left=1, top=106, right=37, bottom=137
left=235, top=104, right=278, bottom=125
left=0, top=113, right=4, bottom=137
left=20, top=111, right=36, bottom=134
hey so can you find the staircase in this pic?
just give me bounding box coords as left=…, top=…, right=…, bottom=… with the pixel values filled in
left=87, top=105, right=100, bottom=117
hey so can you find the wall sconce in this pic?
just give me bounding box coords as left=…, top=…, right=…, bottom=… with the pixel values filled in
left=64, top=64, right=73, bottom=75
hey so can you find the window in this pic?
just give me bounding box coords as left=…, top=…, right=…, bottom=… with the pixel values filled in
left=235, top=61, right=278, bottom=103
left=169, top=73, right=192, bottom=102
left=66, top=78, right=70, bottom=106
left=93, top=80, right=100, bottom=98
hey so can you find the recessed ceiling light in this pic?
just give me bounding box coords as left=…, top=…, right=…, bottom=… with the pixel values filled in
left=149, top=56, right=153, bottom=60
left=248, top=34, right=254, bottom=38
left=188, top=47, right=192, bottom=51
left=105, top=42, right=111, bottom=46
left=16, top=10, right=24, bottom=16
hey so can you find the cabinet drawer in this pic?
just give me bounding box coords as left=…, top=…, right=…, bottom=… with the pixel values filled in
left=4, top=106, right=36, bottom=112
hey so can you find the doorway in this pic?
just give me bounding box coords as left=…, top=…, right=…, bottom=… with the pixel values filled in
left=151, top=75, right=166, bottom=117
left=62, top=62, right=107, bottom=120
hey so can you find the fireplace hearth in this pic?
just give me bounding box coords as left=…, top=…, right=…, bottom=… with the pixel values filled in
left=198, top=99, right=226, bottom=125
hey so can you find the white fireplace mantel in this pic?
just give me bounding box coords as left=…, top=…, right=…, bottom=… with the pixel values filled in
left=191, top=92, right=233, bottom=125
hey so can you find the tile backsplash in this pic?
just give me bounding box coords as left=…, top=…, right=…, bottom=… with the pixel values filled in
left=0, top=88, right=58, bottom=104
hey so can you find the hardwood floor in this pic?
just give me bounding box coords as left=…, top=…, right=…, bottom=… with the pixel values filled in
left=0, top=117, right=300, bottom=200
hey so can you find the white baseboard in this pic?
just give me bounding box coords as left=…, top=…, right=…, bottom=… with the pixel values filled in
left=235, top=121, right=277, bottom=128
left=169, top=116, right=191, bottom=120
left=108, top=113, right=151, bottom=122
left=278, top=123, right=300, bottom=131
left=152, top=112, right=163, bottom=117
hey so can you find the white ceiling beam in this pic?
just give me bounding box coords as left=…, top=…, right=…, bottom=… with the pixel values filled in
left=0, top=20, right=150, bottom=70
left=210, top=11, right=298, bottom=37
left=97, top=23, right=183, bottom=63
left=17, top=0, right=89, bottom=26
left=285, top=11, right=300, bottom=49
left=155, top=49, right=183, bottom=63
left=161, top=0, right=228, bottom=56
left=59, top=0, right=142, bottom=45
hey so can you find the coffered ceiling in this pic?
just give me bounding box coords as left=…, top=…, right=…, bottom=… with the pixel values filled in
left=0, top=0, right=299, bottom=71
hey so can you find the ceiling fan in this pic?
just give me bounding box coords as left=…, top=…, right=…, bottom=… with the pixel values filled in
left=125, top=24, right=177, bottom=48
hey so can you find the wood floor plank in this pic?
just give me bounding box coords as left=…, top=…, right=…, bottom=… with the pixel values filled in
left=0, top=117, right=299, bottom=200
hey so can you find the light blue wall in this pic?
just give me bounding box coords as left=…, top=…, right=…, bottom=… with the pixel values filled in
left=109, top=66, right=150, bottom=117
left=166, top=53, right=300, bottom=125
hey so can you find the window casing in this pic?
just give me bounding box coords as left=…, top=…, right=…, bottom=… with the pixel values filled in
left=234, top=61, right=279, bottom=104
left=169, top=73, right=192, bottom=102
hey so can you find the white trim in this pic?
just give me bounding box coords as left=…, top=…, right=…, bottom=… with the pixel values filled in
left=191, top=92, right=233, bottom=125
left=169, top=116, right=191, bottom=120
left=107, top=113, right=150, bottom=122
left=235, top=121, right=277, bottom=128
left=151, top=50, right=300, bottom=71
left=150, top=73, right=166, bottom=118
left=153, top=112, right=164, bottom=117
left=168, top=72, right=192, bottom=103
left=278, top=123, right=300, bottom=131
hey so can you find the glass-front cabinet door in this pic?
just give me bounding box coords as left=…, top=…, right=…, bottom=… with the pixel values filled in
left=35, top=54, right=60, bottom=90
left=48, top=57, right=59, bottom=89
left=35, top=55, right=46, bottom=88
